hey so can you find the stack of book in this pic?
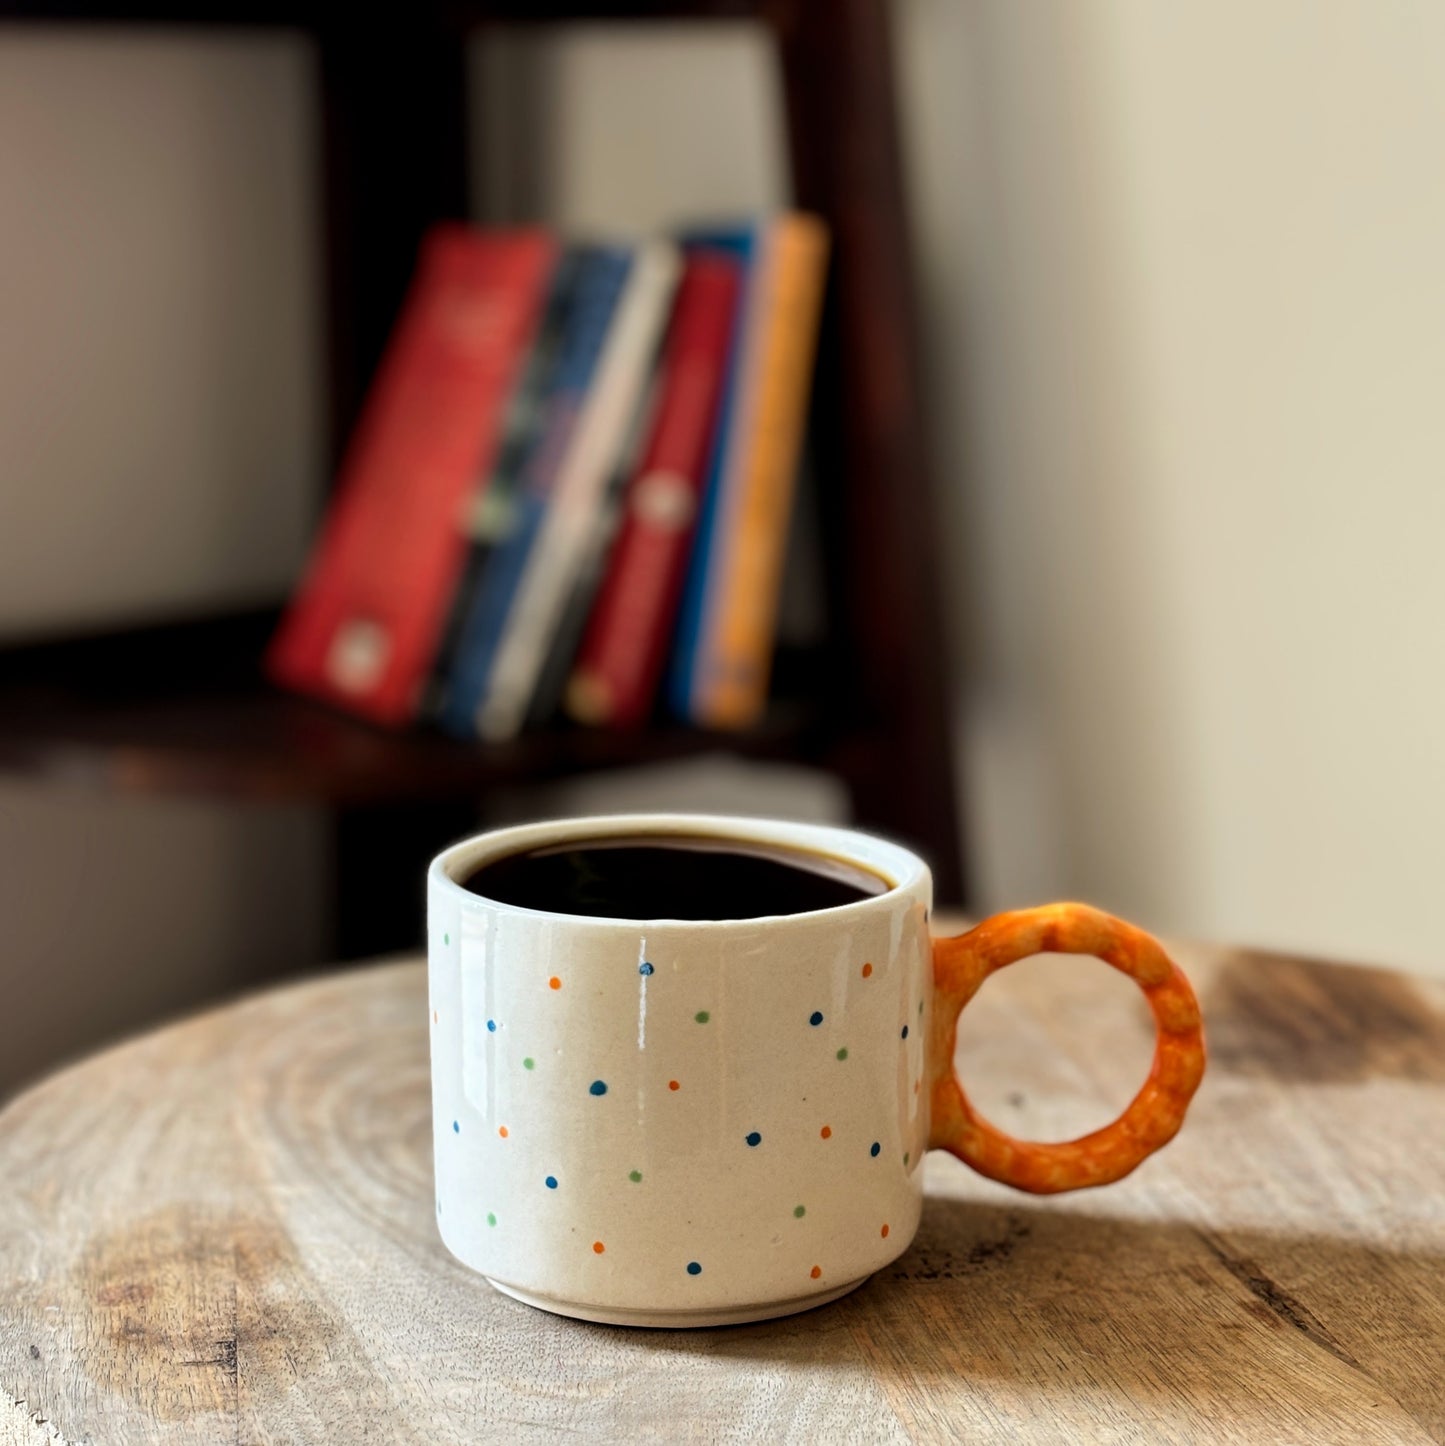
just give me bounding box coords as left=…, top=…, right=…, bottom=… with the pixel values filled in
left=267, top=217, right=829, bottom=741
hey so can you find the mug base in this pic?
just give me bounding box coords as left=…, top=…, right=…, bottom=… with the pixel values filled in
left=485, top=1272, right=872, bottom=1328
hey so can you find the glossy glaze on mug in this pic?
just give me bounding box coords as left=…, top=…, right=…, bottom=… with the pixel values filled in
left=428, top=815, right=932, bottom=1326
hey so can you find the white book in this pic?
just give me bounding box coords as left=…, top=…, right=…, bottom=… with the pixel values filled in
left=473, top=239, right=681, bottom=741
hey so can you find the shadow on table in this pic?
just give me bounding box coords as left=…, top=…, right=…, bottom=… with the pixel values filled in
left=650, top=1193, right=1443, bottom=1439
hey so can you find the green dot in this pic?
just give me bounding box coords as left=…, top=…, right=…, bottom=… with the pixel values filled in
left=793, top=1204, right=806, bottom=1218
left=486, top=1212, right=497, bottom=1226
left=523, top=1057, right=535, bottom=1070
left=444, top=933, right=449, bottom=945
left=694, top=1010, right=710, bottom=1024
left=904, top=1152, right=911, bottom=1166
left=836, top=1047, right=848, bottom=1061
left=629, top=1170, right=642, bottom=1183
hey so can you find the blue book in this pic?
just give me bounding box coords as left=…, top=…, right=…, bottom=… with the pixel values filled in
left=439, top=246, right=634, bottom=738
left=667, top=227, right=760, bottom=719
left=424, top=250, right=583, bottom=720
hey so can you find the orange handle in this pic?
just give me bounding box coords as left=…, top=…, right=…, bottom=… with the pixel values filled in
left=927, top=903, right=1205, bottom=1193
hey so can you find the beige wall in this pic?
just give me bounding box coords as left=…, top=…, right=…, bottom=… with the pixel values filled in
left=932, top=1, right=1445, bottom=974
left=477, top=6, right=1445, bottom=977
left=1, top=5, right=1441, bottom=1101
left=0, top=30, right=327, bottom=1097
left=0, top=28, right=322, bottom=637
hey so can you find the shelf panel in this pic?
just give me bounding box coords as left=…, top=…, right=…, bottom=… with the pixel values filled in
left=0, top=612, right=821, bottom=806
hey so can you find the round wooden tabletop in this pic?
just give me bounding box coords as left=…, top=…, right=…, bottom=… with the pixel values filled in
left=3, top=928, right=1443, bottom=1444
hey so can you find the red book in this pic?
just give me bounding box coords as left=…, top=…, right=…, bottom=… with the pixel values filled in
left=565, top=252, right=742, bottom=727
left=266, top=226, right=556, bottom=726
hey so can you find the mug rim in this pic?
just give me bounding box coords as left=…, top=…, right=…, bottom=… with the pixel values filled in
left=429, top=813, right=930, bottom=932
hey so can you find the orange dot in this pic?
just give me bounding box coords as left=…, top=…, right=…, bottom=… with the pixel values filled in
left=668, top=1080, right=680, bottom=1091
left=432, top=1010, right=438, bottom=1023
left=810, top=1265, right=822, bottom=1280
left=862, top=962, right=873, bottom=978
left=498, top=1126, right=509, bottom=1139
left=549, top=976, right=562, bottom=990
left=914, top=1079, right=921, bottom=1095
left=820, top=1125, right=832, bottom=1140
left=881, top=1223, right=890, bottom=1239
left=592, top=1241, right=605, bottom=1254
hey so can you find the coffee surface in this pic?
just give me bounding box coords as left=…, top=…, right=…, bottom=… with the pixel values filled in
left=461, top=834, right=889, bottom=921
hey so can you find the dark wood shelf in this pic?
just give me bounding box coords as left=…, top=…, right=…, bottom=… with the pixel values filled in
left=0, top=612, right=823, bottom=806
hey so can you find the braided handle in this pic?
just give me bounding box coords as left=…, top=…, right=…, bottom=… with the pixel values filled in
left=927, top=903, right=1205, bottom=1193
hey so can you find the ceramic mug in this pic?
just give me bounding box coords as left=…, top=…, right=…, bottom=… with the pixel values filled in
left=428, top=814, right=1205, bottom=1327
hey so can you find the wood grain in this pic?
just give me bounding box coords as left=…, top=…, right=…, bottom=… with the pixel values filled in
left=3, top=923, right=1443, bottom=1444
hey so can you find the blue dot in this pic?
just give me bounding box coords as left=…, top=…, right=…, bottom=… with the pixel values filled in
left=545, top=1175, right=558, bottom=1189
left=639, top=961, right=655, bottom=976
left=870, top=1141, right=881, bottom=1157
left=487, top=1019, right=497, bottom=1033
left=452, top=1120, right=459, bottom=1134
left=901, top=1025, right=909, bottom=1040
left=589, top=1080, right=608, bottom=1096
left=809, top=1010, right=824, bottom=1026
left=686, top=1261, right=702, bottom=1276
left=745, top=1131, right=762, bottom=1147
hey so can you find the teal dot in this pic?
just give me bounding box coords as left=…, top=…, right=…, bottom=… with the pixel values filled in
left=745, top=1131, right=762, bottom=1147
left=694, top=1010, right=710, bottom=1024
left=523, top=1057, right=535, bottom=1070
left=545, top=1175, right=558, bottom=1189
left=870, top=1141, right=881, bottom=1157
left=452, top=1120, right=459, bottom=1133
left=793, top=1205, right=806, bottom=1218
left=639, top=961, right=654, bottom=976
left=809, top=1010, right=824, bottom=1026
left=487, top=1212, right=497, bottom=1226
left=686, top=1261, right=702, bottom=1276
left=589, top=1079, right=609, bottom=1096
left=628, top=1170, right=642, bottom=1183
left=836, top=1047, right=849, bottom=1061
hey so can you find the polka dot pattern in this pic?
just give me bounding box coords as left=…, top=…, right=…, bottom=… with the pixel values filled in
left=440, top=921, right=921, bottom=1297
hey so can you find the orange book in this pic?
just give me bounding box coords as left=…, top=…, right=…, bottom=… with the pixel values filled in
left=693, top=216, right=829, bottom=728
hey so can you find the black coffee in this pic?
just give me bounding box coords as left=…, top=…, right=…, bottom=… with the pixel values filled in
left=462, top=834, right=890, bottom=921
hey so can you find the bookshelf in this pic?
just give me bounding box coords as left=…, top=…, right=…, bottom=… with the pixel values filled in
left=0, top=0, right=965, bottom=957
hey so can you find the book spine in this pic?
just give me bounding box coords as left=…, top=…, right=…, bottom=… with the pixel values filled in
left=666, top=230, right=759, bottom=719
left=566, top=252, right=743, bottom=727
left=691, top=216, right=829, bottom=729
left=265, top=226, right=555, bottom=726
left=475, top=240, right=681, bottom=741
left=437, top=247, right=633, bottom=739
left=422, top=252, right=583, bottom=720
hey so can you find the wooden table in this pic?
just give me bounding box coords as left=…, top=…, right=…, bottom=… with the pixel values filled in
left=3, top=928, right=1443, bottom=1444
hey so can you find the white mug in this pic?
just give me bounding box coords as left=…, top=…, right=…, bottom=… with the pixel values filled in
left=428, top=815, right=1204, bottom=1327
